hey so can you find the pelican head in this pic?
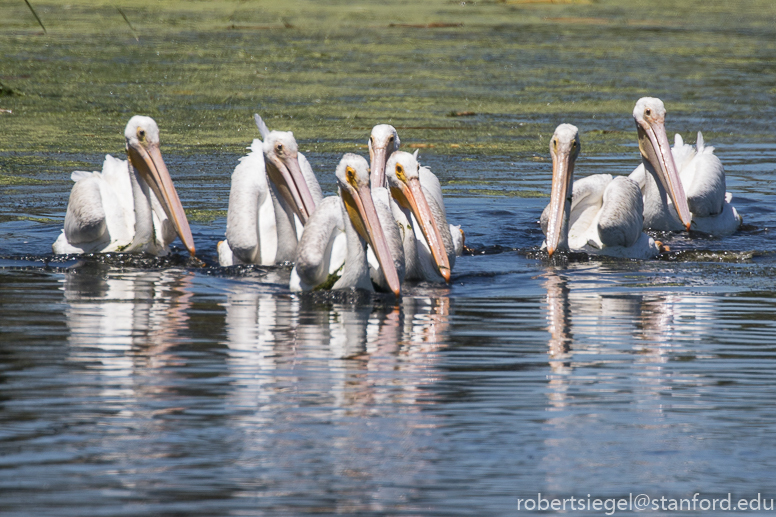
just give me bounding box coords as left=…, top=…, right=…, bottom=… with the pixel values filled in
left=336, top=153, right=401, bottom=297
left=632, top=97, right=691, bottom=230
left=262, top=129, right=317, bottom=225
left=386, top=150, right=451, bottom=282
left=124, top=116, right=196, bottom=255
left=545, top=124, right=580, bottom=256
left=368, top=124, right=400, bottom=189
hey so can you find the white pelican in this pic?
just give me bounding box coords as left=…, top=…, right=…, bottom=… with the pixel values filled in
left=217, top=114, right=323, bottom=266
left=368, top=124, right=465, bottom=257
left=366, top=124, right=449, bottom=284
left=629, top=97, right=741, bottom=235
left=290, top=154, right=402, bottom=297
left=541, top=124, right=660, bottom=259
left=385, top=151, right=455, bottom=281
left=52, top=116, right=195, bottom=256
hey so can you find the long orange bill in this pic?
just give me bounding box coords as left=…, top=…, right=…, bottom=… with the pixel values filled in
left=127, top=142, right=196, bottom=255
left=392, top=178, right=451, bottom=282
left=638, top=121, right=692, bottom=230
left=344, top=184, right=401, bottom=297
left=546, top=148, right=573, bottom=256
left=369, top=142, right=389, bottom=189
left=266, top=155, right=317, bottom=225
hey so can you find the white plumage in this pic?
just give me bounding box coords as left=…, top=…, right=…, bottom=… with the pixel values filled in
left=369, top=124, right=464, bottom=257
left=541, top=124, right=659, bottom=259
left=368, top=125, right=461, bottom=284
left=629, top=97, right=741, bottom=236
left=290, top=154, right=402, bottom=297
left=385, top=151, right=457, bottom=281
left=218, top=114, right=323, bottom=266
left=52, top=116, right=195, bottom=256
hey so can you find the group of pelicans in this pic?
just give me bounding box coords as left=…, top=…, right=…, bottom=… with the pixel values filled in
left=52, top=97, right=742, bottom=297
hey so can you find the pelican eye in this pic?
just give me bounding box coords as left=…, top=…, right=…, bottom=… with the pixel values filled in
left=645, top=108, right=651, bottom=117
left=388, top=135, right=394, bottom=142
left=395, top=163, right=407, bottom=182
left=137, top=128, right=146, bottom=140
left=346, top=165, right=358, bottom=187
left=276, top=142, right=283, bottom=153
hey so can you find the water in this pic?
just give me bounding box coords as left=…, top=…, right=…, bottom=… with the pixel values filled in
left=2, top=142, right=776, bottom=515
left=4, top=0, right=776, bottom=513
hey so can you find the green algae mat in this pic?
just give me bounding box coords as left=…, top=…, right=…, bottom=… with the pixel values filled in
left=1, top=0, right=775, bottom=162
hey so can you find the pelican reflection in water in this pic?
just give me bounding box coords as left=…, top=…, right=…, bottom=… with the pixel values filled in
left=540, top=270, right=723, bottom=493
left=221, top=289, right=452, bottom=510
left=543, top=270, right=677, bottom=365
left=64, top=267, right=194, bottom=395
left=541, top=270, right=721, bottom=411
left=222, top=290, right=452, bottom=409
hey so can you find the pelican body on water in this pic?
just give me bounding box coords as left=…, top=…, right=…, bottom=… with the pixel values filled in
left=290, top=154, right=402, bottom=297
left=52, top=116, right=195, bottom=256
left=541, top=124, right=660, bottom=259
left=385, top=150, right=456, bottom=281
left=629, top=97, right=741, bottom=236
left=368, top=124, right=462, bottom=283
left=218, top=115, right=323, bottom=266
left=51, top=97, right=745, bottom=286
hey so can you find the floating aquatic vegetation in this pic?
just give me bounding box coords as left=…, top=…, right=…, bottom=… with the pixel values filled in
left=465, top=188, right=546, bottom=198
left=1, top=0, right=775, bottom=157
left=184, top=209, right=227, bottom=223
left=56, top=251, right=202, bottom=269
left=0, top=81, right=23, bottom=97
left=0, top=174, right=44, bottom=186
